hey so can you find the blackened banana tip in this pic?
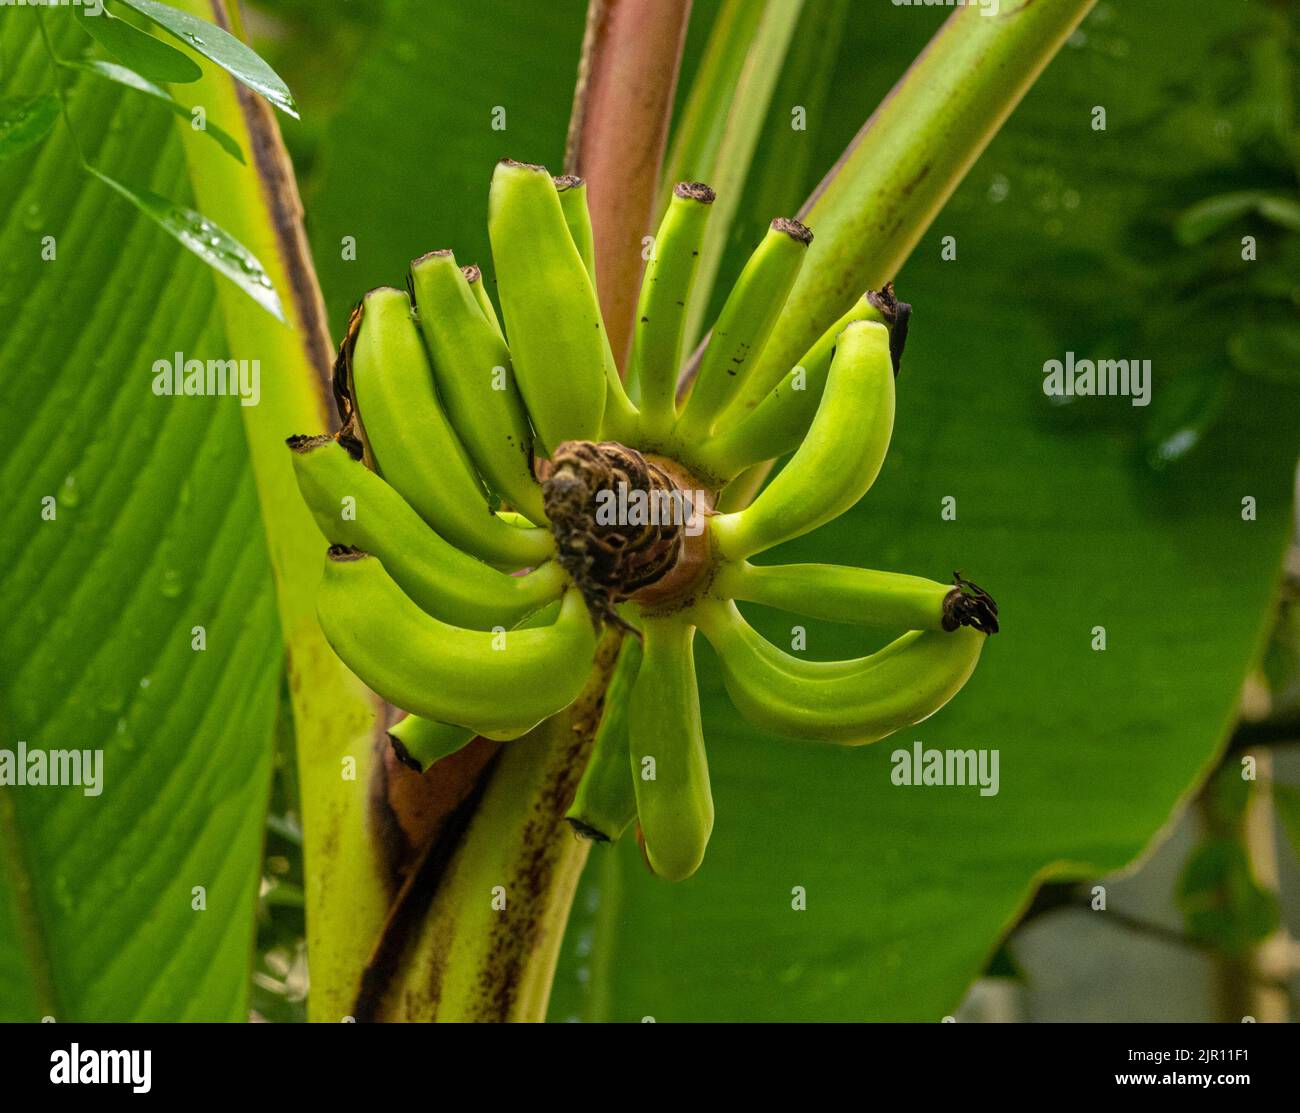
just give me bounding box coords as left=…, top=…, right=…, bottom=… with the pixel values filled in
left=411, top=249, right=454, bottom=270
left=327, top=544, right=371, bottom=563
left=675, top=181, right=716, bottom=204
left=461, top=264, right=482, bottom=284
left=498, top=157, right=548, bottom=174
left=566, top=816, right=612, bottom=843
left=387, top=733, right=424, bottom=773
left=942, top=574, right=999, bottom=635
left=867, top=284, right=911, bottom=376
left=771, top=217, right=813, bottom=245
left=286, top=433, right=332, bottom=453
left=553, top=174, right=584, bottom=191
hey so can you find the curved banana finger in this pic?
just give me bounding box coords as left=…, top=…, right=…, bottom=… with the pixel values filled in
left=488, top=160, right=627, bottom=452
left=289, top=436, right=564, bottom=629
left=710, top=320, right=895, bottom=561
left=629, top=616, right=713, bottom=881
left=698, top=287, right=908, bottom=479
left=550, top=172, right=640, bottom=445
left=461, top=263, right=505, bottom=342
left=346, top=286, right=551, bottom=568
left=714, top=562, right=999, bottom=634
left=675, top=218, right=812, bottom=441
left=694, top=598, right=986, bottom=745
left=409, top=250, right=546, bottom=524
left=554, top=174, right=597, bottom=287
left=628, top=182, right=715, bottom=440
left=566, top=634, right=642, bottom=842
left=318, top=548, right=597, bottom=736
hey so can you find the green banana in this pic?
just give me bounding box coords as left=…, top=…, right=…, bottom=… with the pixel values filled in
left=487, top=159, right=614, bottom=452
left=552, top=173, right=640, bottom=445
left=696, top=291, right=893, bottom=479
left=565, top=634, right=643, bottom=842
left=388, top=715, right=474, bottom=773
left=710, top=320, right=895, bottom=561
left=674, top=218, right=812, bottom=441
left=409, top=250, right=546, bottom=524
left=461, top=262, right=505, bottom=342
left=722, top=284, right=909, bottom=427
left=553, top=174, right=597, bottom=287
left=694, top=598, right=987, bottom=745
left=627, top=182, right=716, bottom=440
left=318, top=548, right=597, bottom=737
left=288, top=436, right=564, bottom=629
left=629, top=615, right=713, bottom=881
left=345, top=286, right=551, bottom=568
left=713, top=563, right=999, bottom=634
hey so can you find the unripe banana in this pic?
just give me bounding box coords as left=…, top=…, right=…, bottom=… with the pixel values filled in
left=710, top=320, right=894, bottom=561
left=553, top=175, right=597, bottom=287
left=566, top=634, right=642, bottom=842
left=288, top=436, right=564, bottom=629
left=461, top=264, right=505, bottom=342
left=629, top=616, right=713, bottom=881
left=628, top=182, right=715, bottom=440
left=318, top=547, right=598, bottom=736
left=549, top=173, right=640, bottom=445
left=409, top=250, right=547, bottom=524
left=488, top=159, right=617, bottom=452
left=713, top=563, right=999, bottom=634
left=346, top=286, right=551, bottom=569
left=388, top=715, right=474, bottom=773
left=722, top=284, right=910, bottom=427
left=697, top=288, right=906, bottom=479
left=695, top=598, right=986, bottom=745
left=674, top=218, right=812, bottom=442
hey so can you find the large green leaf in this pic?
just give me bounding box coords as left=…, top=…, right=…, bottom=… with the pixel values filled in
left=0, top=15, right=278, bottom=1020
left=550, top=0, right=1299, bottom=1020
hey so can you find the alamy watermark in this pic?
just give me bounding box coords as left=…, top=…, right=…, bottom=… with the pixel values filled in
left=891, top=740, right=999, bottom=796
left=1042, top=352, right=1151, bottom=407
left=153, top=353, right=261, bottom=407
left=892, top=0, right=1000, bottom=17
left=594, top=481, right=707, bottom=538
left=1, top=0, right=105, bottom=13
left=50, top=1045, right=150, bottom=1094
left=0, top=741, right=103, bottom=797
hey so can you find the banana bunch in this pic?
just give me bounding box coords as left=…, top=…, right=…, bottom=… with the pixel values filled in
left=290, top=159, right=999, bottom=883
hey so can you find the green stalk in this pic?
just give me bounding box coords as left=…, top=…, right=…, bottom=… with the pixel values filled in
left=362, top=633, right=623, bottom=1021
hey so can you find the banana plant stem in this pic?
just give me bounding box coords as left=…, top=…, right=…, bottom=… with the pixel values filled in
left=565, top=0, right=693, bottom=371
left=363, top=631, right=624, bottom=1021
